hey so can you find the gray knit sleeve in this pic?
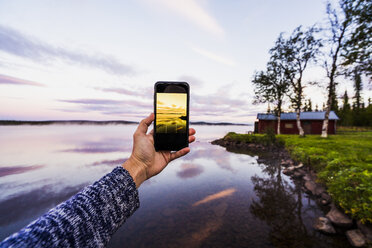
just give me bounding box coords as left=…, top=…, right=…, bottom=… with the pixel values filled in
left=0, top=166, right=140, bottom=248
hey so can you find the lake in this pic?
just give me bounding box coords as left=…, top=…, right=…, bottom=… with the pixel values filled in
left=0, top=125, right=351, bottom=247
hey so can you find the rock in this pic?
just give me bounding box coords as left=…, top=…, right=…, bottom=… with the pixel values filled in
left=292, top=171, right=303, bottom=179
left=357, top=221, right=372, bottom=241
left=326, top=206, right=353, bottom=228
left=313, top=217, right=336, bottom=234
left=297, top=168, right=306, bottom=175
left=283, top=168, right=293, bottom=175
left=294, top=162, right=304, bottom=169
left=346, top=229, right=366, bottom=247
left=314, top=185, right=326, bottom=196
left=280, top=159, right=293, bottom=166
left=321, top=192, right=332, bottom=203
left=305, top=181, right=317, bottom=195
left=303, top=174, right=312, bottom=181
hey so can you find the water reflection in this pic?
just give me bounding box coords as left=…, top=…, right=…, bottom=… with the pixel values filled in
left=249, top=157, right=351, bottom=248
left=0, top=125, right=351, bottom=247
left=185, top=145, right=235, bottom=172
left=89, top=158, right=128, bottom=167
left=193, top=188, right=236, bottom=206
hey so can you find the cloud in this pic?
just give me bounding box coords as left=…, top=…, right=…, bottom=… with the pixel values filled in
left=0, top=74, right=45, bottom=87
left=150, top=0, right=224, bottom=36
left=191, top=46, right=236, bottom=66
left=60, top=99, right=122, bottom=105
left=0, top=25, right=135, bottom=75
left=178, top=75, right=204, bottom=89
left=94, top=86, right=152, bottom=98
left=0, top=165, right=44, bottom=177
left=58, top=97, right=152, bottom=117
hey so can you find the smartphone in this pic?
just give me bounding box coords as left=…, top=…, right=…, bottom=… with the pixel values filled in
left=154, top=81, right=190, bottom=151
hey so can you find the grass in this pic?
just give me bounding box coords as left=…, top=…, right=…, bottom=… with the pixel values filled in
left=223, top=131, right=372, bottom=223
left=338, top=126, right=372, bottom=132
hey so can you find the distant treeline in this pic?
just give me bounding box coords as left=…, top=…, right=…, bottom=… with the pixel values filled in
left=0, top=120, right=250, bottom=126
left=0, top=120, right=138, bottom=125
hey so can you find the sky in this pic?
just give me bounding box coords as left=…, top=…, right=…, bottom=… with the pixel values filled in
left=0, top=0, right=371, bottom=123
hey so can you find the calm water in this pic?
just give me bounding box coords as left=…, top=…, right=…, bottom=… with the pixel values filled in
left=0, top=125, right=351, bottom=247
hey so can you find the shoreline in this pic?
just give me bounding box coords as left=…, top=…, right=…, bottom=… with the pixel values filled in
left=212, top=136, right=372, bottom=247
left=0, top=120, right=251, bottom=126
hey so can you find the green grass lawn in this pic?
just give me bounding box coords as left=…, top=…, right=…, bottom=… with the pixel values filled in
left=224, top=131, right=372, bottom=223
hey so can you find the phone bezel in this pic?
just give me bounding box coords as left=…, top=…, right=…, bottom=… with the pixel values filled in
left=154, top=81, right=190, bottom=151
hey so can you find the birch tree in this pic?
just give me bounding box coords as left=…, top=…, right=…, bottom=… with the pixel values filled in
left=271, top=26, right=322, bottom=136
left=321, top=1, right=353, bottom=138
left=252, top=61, right=289, bottom=134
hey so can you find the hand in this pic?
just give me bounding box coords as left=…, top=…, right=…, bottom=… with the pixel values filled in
left=122, top=113, right=196, bottom=187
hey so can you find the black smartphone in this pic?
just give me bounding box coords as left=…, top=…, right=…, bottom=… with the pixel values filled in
left=154, top=81, right=190, bottom=151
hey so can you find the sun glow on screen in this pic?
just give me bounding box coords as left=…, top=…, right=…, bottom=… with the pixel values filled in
left=156, top=93, right=187, bottom=133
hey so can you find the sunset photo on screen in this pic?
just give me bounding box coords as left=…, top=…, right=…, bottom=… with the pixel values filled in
left=156, top=93, right=187, bottom=133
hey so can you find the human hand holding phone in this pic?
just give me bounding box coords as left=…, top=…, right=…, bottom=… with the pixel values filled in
left=122, top=113, right=196, bottom=188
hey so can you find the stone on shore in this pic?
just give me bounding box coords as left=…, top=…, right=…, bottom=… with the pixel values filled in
left=292, top=171, right=303, bottom=179
left=313, top=217, right=336, bottom=234
left=304, top=181, right=317, bottom=195
left=314, top=185, right=326, bottom=196
left=326, top=206, right=353, bottom=228
left=320, top=192, right=331, bottom=204
left=346, top=229, right=366, bottom=247
left=283, top=168, right=293, bottom=175
left=303, top=174, right=312, bottom=181
left=357, top=221, right=372, bottom=242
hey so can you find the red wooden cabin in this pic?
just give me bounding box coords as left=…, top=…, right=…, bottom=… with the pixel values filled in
left=255, top=111, right=339, bottom=135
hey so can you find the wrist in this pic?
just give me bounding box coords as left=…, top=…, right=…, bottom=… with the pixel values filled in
left=122, top=157, right=147, bottom=188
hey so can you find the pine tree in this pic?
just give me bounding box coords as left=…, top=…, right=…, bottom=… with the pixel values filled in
left=340, top=90, right=352, bottom=125
left=330, top=84, right=339, bottom=111
left=353, top=71, right=363, bottom=110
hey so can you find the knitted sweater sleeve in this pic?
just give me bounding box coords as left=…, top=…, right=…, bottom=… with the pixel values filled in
left=0, top=166, right=140, bottom=248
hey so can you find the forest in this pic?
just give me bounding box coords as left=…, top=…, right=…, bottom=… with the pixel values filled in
left=252, top=0, right=371, bottom=136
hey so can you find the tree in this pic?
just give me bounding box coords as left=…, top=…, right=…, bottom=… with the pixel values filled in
left=307, top=99, right=313, bottom=111
left=253, top=61, right=289, bottom=134
left=353, top=70, right=363, bottom=110
left=271, top=26, right=322, bottom=136
left=321, top=1, right=353, bottom=138
left=315, top=104, right=319, bottom=112
left=330, top=83, right=339, bottom=111
left=303, top=99, right=313, bottom=111
left=341, top=0, right=372, bottom=78
left=339, top=90, right=353, bottom=125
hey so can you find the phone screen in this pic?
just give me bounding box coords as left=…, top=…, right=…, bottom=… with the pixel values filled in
left=154, top=82, right=189, bottom=151
left=156, top=93, right=187, bottom=133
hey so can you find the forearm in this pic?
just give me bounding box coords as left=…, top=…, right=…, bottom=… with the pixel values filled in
left=0, top=167, right=139, bottom=248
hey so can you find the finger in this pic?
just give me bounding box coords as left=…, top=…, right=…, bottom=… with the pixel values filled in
left=170, top=147, right=190, bottom=161
left=188, top=135, right=195, bottom=143
left=148, top=129, right=154, bottom=135
left=135, top=113, right=154, bottom=135
left=189, top=128, right=196, bottom=136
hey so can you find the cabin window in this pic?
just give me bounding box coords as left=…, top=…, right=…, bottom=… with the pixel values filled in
left=285, top=123, right=294, bottom=128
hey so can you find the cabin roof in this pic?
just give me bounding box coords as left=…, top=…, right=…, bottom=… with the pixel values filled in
left=257, top=111, right=340, bottom=120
